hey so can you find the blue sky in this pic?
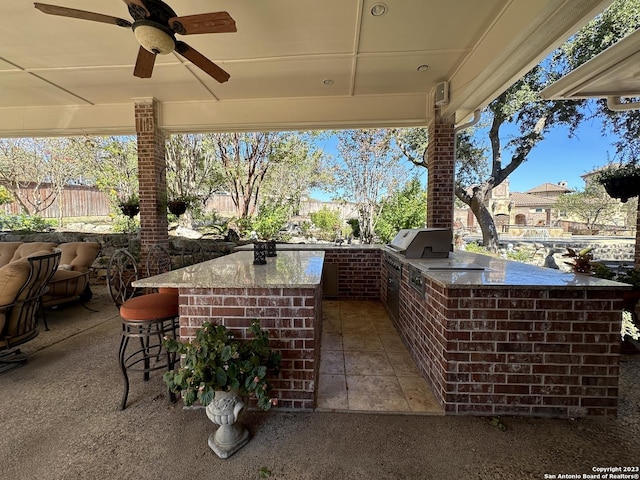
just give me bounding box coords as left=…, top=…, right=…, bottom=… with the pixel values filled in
left=309, top=118, right=619, bottom=201
left=504, top=120, right=618, bottom=193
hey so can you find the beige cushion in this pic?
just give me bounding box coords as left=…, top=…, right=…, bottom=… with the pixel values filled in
left=0, top=259, right=32, bottom=335
left=0, top=242, right=23, bottom=268
left=56, top=242, right=100, bottom=273
left=0, top=259, right=32, bottom=305
left=10, top=242, right=57, bottom=262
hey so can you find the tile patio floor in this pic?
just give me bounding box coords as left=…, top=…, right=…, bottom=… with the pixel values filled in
left=317, top=300, right=444, bottom=414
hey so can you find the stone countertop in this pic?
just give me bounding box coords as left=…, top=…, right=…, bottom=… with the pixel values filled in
left=385, top=248, right=631, bottom=289
left=133, top=250, right=325, bottom=289
left=234, top=242, right=381, bottom=251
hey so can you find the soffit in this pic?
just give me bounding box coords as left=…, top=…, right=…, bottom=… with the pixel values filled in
left=541, top=27, right=640, bottom=100
left=0, top=0, right=613, bottom=136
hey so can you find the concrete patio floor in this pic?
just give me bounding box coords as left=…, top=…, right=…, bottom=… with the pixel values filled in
left=1, top=285, right=639, bottom=480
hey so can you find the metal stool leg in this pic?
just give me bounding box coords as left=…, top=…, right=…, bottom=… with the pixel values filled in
left=119, top=331, right=131, bottom=410
left=119, top=317, right=178, bottom=410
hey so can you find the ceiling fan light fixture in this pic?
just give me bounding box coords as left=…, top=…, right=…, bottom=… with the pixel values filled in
left=133, top=22, right=176, bottom=55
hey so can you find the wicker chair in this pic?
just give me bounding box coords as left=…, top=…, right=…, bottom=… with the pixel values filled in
left=107, top=249, right=179, bottom=409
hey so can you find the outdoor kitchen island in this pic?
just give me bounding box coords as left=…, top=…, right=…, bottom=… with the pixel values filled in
left=133, top=250, right=325, bottom=411
left=385, top=248, right=629, bottom=418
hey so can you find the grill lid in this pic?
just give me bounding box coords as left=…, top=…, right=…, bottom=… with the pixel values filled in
left=388, top=228, right=452, bottom=258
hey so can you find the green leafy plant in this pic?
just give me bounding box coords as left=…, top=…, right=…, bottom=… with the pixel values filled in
left=0, top=213, right=55, bottom=232
left=594, top=161, right=640, bottom=183
left=310, top=207, right=341, bottom=241
left=163, top=321, right=281, bottom=410
left=253, top=204, right=290, bottom=240
left=0, top=185, right=13, bottom=205
left=562, top=247, right=595, bottom=274
left=118, top=193, right=139, bottom=207
left=463, top=241, right=489, bottom=255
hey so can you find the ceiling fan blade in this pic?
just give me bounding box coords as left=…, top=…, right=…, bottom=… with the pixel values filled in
left=133, top=46, right=156, bottom=78
left=175, top=41, right=230, bottom=83
left=122, top=0, right=150, bottom=21
left=34, top=3, right=132, bottom=28
left=169, top=12, right=236, bottom=35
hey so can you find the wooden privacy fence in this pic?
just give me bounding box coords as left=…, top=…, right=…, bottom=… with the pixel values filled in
left=2, top=186, right=356, bottom=221
left=1, top=184, right=111, bottom=218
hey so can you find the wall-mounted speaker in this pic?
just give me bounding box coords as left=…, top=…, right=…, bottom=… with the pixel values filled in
left=435, top=81, right=449, bottom=107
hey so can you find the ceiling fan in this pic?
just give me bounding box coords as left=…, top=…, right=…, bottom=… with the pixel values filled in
left=34, top=0, right=236, bottom=82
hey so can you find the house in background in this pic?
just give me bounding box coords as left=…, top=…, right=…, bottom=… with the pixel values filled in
left=455, top=179, right=575, bottom=234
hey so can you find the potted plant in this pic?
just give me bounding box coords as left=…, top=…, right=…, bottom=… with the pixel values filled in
left=595, top=161, right=640, bottom=203
left=118, top=194, right=140, bottom=218
left=163, top=321, right=281, bottom=458
left=562, top=246, right=596, bottom=274
left=167, top=198, right=188, bottom=216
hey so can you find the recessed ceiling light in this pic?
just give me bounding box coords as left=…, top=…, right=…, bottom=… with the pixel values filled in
left=323, top=79, right=334, bottom=86
left=417, top=64, right=429, bottom=72
left=370, top=3, right=387, bottom=16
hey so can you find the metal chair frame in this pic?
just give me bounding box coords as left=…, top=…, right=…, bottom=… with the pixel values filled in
left=107, top=249, right=140, bottom=307
left=145, top=244, right=172, bottom=277
left=1, top=251, right=61, bottom=372
left=180, top=240, right=206, bottom=267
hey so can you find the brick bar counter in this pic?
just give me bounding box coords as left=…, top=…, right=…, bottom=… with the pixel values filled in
left=134, top=250, right=324, bottom=411
left=388, top=250, right=630, bottom=417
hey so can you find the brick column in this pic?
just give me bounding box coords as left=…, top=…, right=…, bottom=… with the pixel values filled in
left=134, top=98, right=169, bottom=260
left=426, top=111, right=455, bottom=228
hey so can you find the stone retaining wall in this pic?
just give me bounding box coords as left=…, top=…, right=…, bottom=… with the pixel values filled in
left=0, top=232, right=237, bottom=281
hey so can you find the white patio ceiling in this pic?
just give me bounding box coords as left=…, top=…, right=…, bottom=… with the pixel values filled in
left=0, top=0, right=613, bottom=137
left=541, top=27, right=640, bottom=104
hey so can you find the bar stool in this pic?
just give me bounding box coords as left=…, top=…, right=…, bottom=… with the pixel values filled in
left=107, top=248, right=179, bottom=410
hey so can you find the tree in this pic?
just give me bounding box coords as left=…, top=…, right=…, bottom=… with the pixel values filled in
left=556, top=0, right=640, bottom=161
left=553, top=181, right=625, bottom=229
left=375, top=176, right=427, bottom=243
left=87, top=136, right=138, bottom=208
left=0, top=137, right=85, bottom=219
left=458, top=68, right=583, bottom=250
left=206, top=132, right=320, bottom=220
left=260, top=132, right=330, bottom=216
left=165, top=134, right=226, bottom=226
left=330, top=129, right=412, bottom=243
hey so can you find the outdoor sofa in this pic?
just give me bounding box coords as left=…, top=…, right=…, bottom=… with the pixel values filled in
left=0, top=241, right=101, bottom=309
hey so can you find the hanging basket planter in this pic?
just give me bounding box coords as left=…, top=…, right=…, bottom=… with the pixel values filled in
left=600, top=175, right=640, bottom=203
left=119, top=204, right=139, bottom=218
left=168, top=200, right=188, bottom=216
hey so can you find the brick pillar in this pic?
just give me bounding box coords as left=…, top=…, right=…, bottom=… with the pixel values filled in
left=134, top=98, right=169, bottom=261
left=426, top=110, right=455, bottom=228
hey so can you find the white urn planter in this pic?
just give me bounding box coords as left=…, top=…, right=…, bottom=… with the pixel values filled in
left=205, top=389, right=249, bottom=459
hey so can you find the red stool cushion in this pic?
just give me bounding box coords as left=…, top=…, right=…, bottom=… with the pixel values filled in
left=120, top=293, right=179, bottom=321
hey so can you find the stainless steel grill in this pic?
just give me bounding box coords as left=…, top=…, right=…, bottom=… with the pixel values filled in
left=387, top=228, right=452, bottom=259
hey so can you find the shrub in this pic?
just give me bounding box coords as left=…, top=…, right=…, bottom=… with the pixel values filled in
left=310, top=207, right=341, bottom=240
left=253, top=204, right=290, bottom=240
left=0, top=213, right=55, bottom=232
